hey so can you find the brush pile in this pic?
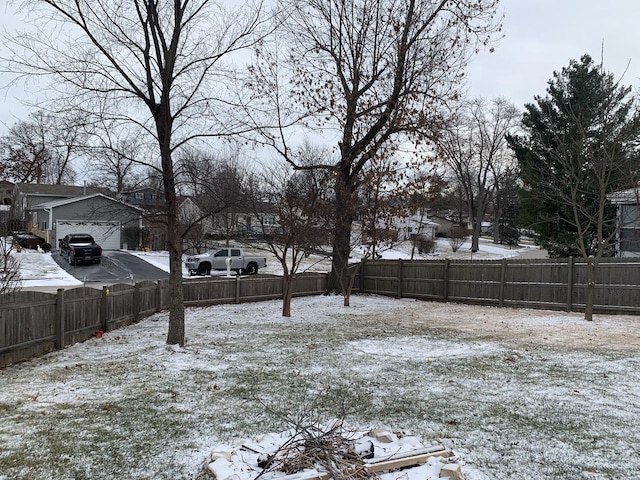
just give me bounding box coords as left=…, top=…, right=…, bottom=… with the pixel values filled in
left=206, top=421, right=461, bottom=480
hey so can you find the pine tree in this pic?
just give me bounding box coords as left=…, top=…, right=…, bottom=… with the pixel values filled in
left=508, top=54, right=640, bottom=320
left=508, top=54, right=640, bottom=258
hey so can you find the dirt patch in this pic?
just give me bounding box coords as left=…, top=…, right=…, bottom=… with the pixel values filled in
left=390, top=301, right=640, bottom=352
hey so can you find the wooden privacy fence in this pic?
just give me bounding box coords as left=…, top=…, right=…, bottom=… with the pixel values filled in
left=6, top=257, right=640, bottom=368
left=358, top=257, right=640, bottom=315
left=0, top=272, right=327, bottom=368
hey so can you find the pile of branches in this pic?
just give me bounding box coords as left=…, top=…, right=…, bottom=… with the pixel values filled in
left=256, top=420, right=376, bottom=480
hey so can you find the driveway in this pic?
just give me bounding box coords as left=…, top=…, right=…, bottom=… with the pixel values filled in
left=53, top=250, right=169, bottom=285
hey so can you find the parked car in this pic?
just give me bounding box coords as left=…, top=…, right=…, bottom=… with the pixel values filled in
left=12, top=231, right=46, bottom=250
left=185, top=247, right=266, bottom=276
left=58, top=233, right=102, bottom=266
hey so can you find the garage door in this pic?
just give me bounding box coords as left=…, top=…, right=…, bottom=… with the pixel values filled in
left=56, top=220, right=121, bottom=250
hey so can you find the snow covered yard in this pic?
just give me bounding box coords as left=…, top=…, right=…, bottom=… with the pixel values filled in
left=1, top=294, right=639, bottom=479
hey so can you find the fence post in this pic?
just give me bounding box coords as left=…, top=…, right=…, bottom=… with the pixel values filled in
left=101, top=286, right=109, bottom=332
left=156, top=280, right=163, bottom=312
left=55, top=288, right=65, bottom=350
left=499, top=259, right=507, bottom=307
left=133, top=283, right=141, bottom=322
left=566, top=257, right=574, bottom=312
left=397, top=259, right=403, bottom=299
left=360, top=260, right=366, bottom=293
left=235, top=275, right=241, bottom=304
left=443, top=259, right=450, bottom=302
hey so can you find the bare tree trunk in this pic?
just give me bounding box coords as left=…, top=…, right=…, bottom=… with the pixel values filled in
left=328, top=175, right=354, bottom=294
left=157, top=115, right=185, bottom=345
left=471, top=192, right=484, bottom=252
left=584, top=258, right=597, bottom=321
left=343, top=268, right=358, bottom=307
left=329, top=217, right=352, bottom=294
left=492, top=205, right=502, bottom=244
left=282, top=275, right=293, bottom=317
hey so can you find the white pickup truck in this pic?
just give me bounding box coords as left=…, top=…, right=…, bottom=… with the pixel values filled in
left=185, top=247, right=267, bottom=276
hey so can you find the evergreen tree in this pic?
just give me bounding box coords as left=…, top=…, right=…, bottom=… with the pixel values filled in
left=508, top=54, right=640, bottom=258
left=497, top=197, right=520, bottom=246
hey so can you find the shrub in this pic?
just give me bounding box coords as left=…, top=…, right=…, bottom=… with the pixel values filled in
left=448, top=226, right=469, bottom=252
left=413, top=235, right=436, bottom=254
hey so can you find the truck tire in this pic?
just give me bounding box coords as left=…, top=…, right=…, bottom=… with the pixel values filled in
left=197, top=263, right=211, bottom=276
left=246, top=262, right=258, bottom=275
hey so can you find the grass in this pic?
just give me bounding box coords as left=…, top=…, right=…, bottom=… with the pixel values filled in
left=1, top=294, right=639, bottom=479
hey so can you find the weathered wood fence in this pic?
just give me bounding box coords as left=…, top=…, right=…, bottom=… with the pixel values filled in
left=0, top=273, right=327, bottom=368
left=358, top=257, right=640, bottom=315
left=5, top=258, right=640, bottom=368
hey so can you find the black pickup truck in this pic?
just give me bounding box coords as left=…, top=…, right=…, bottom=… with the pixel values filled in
left=58, top=233, right=102, bottom=266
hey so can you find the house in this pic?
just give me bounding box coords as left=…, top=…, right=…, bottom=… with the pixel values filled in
left=12, top=182, right=144, bottom=249
left=205, top=202, right=279, bottom=239
left=12, top=182, right=112, bottom=231
left=119, top=187, right=166, bottom=211
left=608, top=187, right=640, bottom=257
left=28, top=193, right=144, bottom=250
left=0, top=180, right=14, bottom=207
left=394, top=213, right=439, bottom=241
left=429, top=215, right=461, bottom=237
left=0, top=181, right=15, bottom=231
left=12, top=183, right=109, bottom=215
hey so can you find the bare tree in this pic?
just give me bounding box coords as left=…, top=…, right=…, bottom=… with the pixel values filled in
left=178, top=145, right=252, bottom=249
left=0, top=110, right=83, bottom=184
left=404, top=168, right=446, bottom=259
left=0, top=232, right=21, bottom=295
left=359, top=155, right=404, bottom=260
left=249, top=145, right=333, bottom=316
left=0, top=114, right=52, bottom=184
left=85, top=120, right=145, bottom=193
left=3, top=0, right=271, bottom=345
left=248, top=0, right=502, bottom=298
left=437, top=98, right=519, bottom=252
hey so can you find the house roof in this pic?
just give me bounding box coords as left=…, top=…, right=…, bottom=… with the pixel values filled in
left=177, top=196, right=278, bottom=215
left=15, top=182, right=112, bottom=197
left=31, top=193, right=145, bottom=213
left=608, top=187, right=640, bottom=204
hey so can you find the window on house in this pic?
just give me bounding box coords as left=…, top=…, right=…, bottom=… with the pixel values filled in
left=620, top=228, right=640, bottom=252
left=40, top=221, right=47, bottom=230
left=135, top=192, right=144, bottom=200
left=621, top=204, right=640, bottom=226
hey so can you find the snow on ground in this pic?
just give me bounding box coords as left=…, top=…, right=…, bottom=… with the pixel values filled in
left=6, top=237, right=592, bottom=480
left=129, top=237, right=546, bottom=277
left=7, top=236, right=546, bottom=290
left=10, top=248, right=83, bottom=289
left=1, top=294, right=639, bottom=479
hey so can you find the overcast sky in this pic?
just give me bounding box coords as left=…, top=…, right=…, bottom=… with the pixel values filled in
left=467, top=0, right=640, bottom=108
left=2, top=1, right=640, bottom=137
